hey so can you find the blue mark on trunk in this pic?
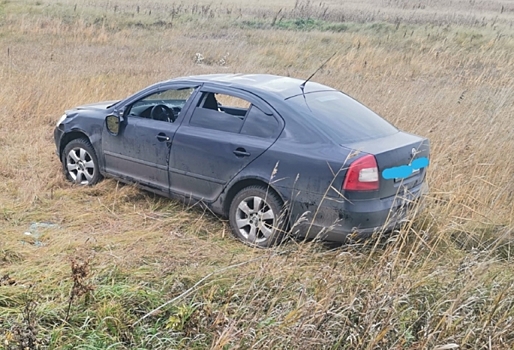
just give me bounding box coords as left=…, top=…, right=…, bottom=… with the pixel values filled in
left=382, top=157, right=429, bottom=180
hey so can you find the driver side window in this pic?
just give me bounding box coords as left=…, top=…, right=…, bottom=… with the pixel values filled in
left=127, top=87, right=196, bottom=122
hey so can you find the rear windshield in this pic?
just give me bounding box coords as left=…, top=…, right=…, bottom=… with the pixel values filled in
left=287, top=91, right=398, bottom=144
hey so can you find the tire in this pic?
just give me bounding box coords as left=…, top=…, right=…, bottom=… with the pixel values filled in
left=228, top=185, right=286, bottom=247
left=62, top=138, right=102, bottom=186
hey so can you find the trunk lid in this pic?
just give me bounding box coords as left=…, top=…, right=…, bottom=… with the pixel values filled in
left=343, top=131, right=430, bottom=199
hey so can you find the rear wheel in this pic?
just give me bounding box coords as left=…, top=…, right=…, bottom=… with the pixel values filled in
left=62, top=138, right=102, bottom=185
left=228, top=186, right=286, bottom=247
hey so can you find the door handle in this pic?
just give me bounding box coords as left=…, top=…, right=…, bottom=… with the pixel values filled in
left=156, top=133, right=170, bottom=142
left=233, top=148, right=250, bottom=157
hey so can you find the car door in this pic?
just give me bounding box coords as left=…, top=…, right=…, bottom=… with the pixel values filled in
left=169, top=86, right=282, bottom=201
left=102, top=84, right=198, bottom=191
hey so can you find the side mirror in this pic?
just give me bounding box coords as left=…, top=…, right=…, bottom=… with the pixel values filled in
left=105, top=115, right=121, bottom=136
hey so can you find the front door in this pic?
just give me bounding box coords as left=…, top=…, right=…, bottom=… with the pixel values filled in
left=102, top=85, right=198, bottom=192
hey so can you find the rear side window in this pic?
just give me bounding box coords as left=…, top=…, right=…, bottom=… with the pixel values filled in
left=288, top=91, right=398, bottom=144
left=240, top=106, right=279, bottom=138
left=190, top=92, right=247, bottom=133
left=189, top=92, right=280, bottom=138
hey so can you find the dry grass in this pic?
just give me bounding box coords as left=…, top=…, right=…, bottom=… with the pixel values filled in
left=0, top=0, right=514, bottom=348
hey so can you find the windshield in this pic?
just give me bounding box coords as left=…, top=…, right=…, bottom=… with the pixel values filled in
left=287, top=91, right=398, bottom=144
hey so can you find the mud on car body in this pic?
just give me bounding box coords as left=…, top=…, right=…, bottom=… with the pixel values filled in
left=54, top=74, right=429, bottom=247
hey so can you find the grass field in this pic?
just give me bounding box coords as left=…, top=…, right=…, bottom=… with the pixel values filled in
left=0, top=0, right=513, bottom=348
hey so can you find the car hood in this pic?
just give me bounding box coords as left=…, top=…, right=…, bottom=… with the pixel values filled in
left=66, top=100, right=119, bottom=113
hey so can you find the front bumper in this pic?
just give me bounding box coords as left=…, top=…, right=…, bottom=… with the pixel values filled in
left=53, top=125, right=65, bottom=157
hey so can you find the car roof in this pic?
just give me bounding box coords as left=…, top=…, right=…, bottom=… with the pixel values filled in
left=166, top=74, right=335, bottom=99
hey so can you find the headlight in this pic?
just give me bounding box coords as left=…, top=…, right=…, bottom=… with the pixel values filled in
left=56, top=114, right=67, bottom=127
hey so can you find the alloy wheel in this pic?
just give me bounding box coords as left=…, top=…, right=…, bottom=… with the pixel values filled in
left=235, top=195, right=276, bottom=244
left=66, top=147, right=96, bottom=185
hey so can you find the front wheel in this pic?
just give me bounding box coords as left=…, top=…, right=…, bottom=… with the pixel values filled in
left=228, top=186, right=286, bottom=247
left=62, top=138, right=102, bottom=186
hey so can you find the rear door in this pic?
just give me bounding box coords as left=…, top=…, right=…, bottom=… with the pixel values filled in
left=169, top=86, right=282, bottom=201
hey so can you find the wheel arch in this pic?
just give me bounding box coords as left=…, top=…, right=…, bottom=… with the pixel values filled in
left=59, top=130, right=92, bottom=159
left=222, top=178, right=285, bottom=216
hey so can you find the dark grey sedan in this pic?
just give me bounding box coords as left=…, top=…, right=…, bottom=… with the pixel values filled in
left=54, top=74, right=429, bottom=247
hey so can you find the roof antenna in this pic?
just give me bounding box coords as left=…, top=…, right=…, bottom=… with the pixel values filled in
left=300, top=51, right=337, bottom=93
left=299, top=52, right=337, bottom=112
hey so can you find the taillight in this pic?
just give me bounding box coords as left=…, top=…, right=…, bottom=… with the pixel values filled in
left=343, top=154, right=379, bottom=191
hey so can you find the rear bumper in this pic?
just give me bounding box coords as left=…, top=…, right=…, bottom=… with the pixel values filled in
left=292, top=182, right=427, bottom=243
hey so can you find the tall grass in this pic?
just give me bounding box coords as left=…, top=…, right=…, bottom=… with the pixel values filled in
left=0, top=0, right=513, bottom=349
